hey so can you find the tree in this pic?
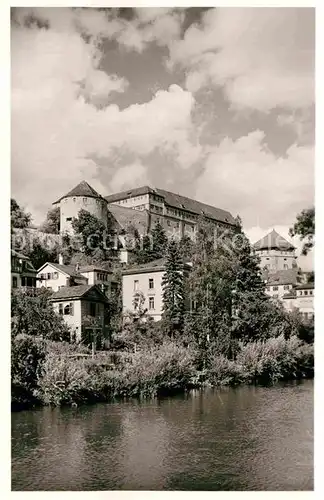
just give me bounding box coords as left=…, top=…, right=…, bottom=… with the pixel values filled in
left=71, top=209, right=116, bottom=259
left=11, top=288, right=71, bottom=342
left=150, top=221, right=168, bottom=260
left=11, top=199, right=31, bottom=230
left=178, top=235, right=194, bottom=261
left=40, top=207, right=60, bottom=234
left=289, top=207, right=315, bottom=255
left=162, top=239, right=186, bottom=335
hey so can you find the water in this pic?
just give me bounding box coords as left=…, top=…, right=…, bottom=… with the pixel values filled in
left=11, top=380, right=313, bottom=491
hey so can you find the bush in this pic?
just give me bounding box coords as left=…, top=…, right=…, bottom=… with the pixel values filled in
left=11, top=334, right=46, bottom=407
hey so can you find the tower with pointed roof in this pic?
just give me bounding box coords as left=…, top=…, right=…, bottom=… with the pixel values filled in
left=253, top=229, right=297, bottom=271
left=53, top=181, right=109, bottom=234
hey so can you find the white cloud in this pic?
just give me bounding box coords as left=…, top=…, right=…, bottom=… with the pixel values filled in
left=195, top=130, right=314, bottom=229
left=109, top=162, right=148, bottom=193
left=11, top=11, right=198, bottom=221
left=168, top=8, right=314, bottom=112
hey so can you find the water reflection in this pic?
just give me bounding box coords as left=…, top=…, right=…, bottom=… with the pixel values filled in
left=11, top=380, right=313, bottom=491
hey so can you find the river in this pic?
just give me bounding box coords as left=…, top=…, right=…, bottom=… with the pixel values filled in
left=11, top=380, right=313, bottom=491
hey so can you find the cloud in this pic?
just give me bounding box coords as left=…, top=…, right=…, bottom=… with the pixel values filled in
left=109, top=162, right=148, bottom=192
left=168, top=8, right=315, bottom=112
left=195, top=130, right=314, bottom=228
left=11, top=9, right=198, bottom=222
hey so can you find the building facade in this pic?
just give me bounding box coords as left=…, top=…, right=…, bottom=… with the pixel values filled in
left=50, top=284, right=108, bottom=342
left=11, top=249, right=37, bottom=290
left=122, top=258, right=191, bottom=321
left=254, top=229, right=297, bottom=271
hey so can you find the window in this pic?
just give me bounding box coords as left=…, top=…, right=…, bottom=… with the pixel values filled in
left=53, top=272, right=58, bottom=279
left=73, top=198, right=76, bottom=202
left=149, top=278, right=154, bottom=289
left=83, top=197, right=87, bottom=203
left=47, top=273, right=51, bottom=280
left=59, top=304, right=63, bottom=315
left=134, top=280, right=139, bottom=291
left=12, top=276, right=17, bottom=288
left=89, top=302, right=96, bottom=317
left=265, top=286, right=270, bottom=291
left=283, top=285, right=290, bottom=290
left=272, top=286, right=278, bottom=291
left=310, top=290, right=313, bottom=295
left=304, top=291, right=308, bottom=296
left=64, top=303, right=73, bottom=315
left=66, top=217, right=72, bottom=222
left=149, top=297, right=155, bottom=310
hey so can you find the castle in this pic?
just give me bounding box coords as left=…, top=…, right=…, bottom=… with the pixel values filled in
left=52, top=181, right=238, bottom=240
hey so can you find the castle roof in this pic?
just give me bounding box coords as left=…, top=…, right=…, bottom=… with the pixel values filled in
left=52, top=181, right=102, bottom=204
left=254, top=229, right=295, bottom=251
left=105, top=186, right=237, bottom=226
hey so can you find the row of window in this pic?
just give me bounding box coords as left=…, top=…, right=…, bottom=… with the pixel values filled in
left=64, top=197, right=101, bottom=204
left=298, top=290, right=313, bottom=296
left=266, top=285, right=291, bottom=292
left=151, top=204, right=163, bottom=213
left=134, top=278, right=154, bottom=291
left=39, top=272, right=59, bottom=280
left=97, top=273, right=108, bottom=281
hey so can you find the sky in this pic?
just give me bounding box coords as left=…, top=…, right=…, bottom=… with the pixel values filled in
left=11, top=6, right=315, bottom=268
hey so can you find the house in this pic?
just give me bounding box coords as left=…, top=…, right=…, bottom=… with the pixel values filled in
left=254, top=229, right=297, bottom=271
left=121, top=258, right=191, bottom=321
left=11, top=249, right=37, bottom=290
left=294, top=282, right=314, bottom=322
left=263, top=269, right=298, bottom=300
left=78, top=265, right=118, bottom=295
left=37, top=262, right=88, bottom=292
left=37, top=261, right=117, bottom=295
left=50, top=284, right=108, bottom=342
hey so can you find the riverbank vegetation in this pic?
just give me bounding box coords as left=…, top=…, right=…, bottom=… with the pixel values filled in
left=11, top=203, right=314, bottom=409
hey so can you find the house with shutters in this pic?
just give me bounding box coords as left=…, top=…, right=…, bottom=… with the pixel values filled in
left=11, top=249, right=37, bottom=290
left=37, top=262, right=117, bottom=295
left=50, top=284, right=108, bottom=342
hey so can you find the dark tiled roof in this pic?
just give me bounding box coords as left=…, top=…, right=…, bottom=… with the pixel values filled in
left=296, top=282, right=314, bottom=290
left=105, top=185, right=237, bottom=226
left=79, top=265, right=112, bottom=273
left=50, top=284, right=107, bottom=301
left=122, top=257, right=192, bottom=276
left=263, top=268, right=298, bottom=286
left=254, top=230, right=295, bottom=251
left=37, top=262, right=87, bottom=280
left=282, top=291, right=297, bottom=299
left=108, top=204, right=149, bottom=235
left=52, top=181, right=102, bottom=204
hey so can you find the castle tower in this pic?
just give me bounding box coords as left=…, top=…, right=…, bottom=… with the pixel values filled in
left=52, top=181, right=108, bottom=234
left=253, top=229, right=297, bottom=272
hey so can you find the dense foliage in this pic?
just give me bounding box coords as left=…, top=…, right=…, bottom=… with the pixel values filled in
left=11, top=198, right=31, bottom=230
left=11, top=289, right=71, bottom=341
left=40, top=206, right=60, bottom=234
left=289, top=207, right=315, bottom=256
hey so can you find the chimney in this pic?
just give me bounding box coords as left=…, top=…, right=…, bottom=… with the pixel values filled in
left=59, top=253, right=64, bottom=265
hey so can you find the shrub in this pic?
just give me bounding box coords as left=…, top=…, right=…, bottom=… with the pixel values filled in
left=11, top=334, right=46, bottom=407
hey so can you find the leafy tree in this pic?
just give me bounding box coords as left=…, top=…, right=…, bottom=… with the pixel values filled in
left=40, top=206, right=60, bottom=234
left=11, top=288, right=71, bottom=341
left=25, top=237, right=59, bottom=270
left=150, top=221, right=168, bottom=259
left=162, top=239, right=186, bottom=335
left=178, top=235, right=194, bottom=261
left=11, top=198, right=31, bottom=229
left=71, top=209, right=116, bottom=259
left=289, top=207, right=315, bottom=255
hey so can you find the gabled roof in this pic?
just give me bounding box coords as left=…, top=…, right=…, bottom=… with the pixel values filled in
left=263, top=268, right=298, bottom=286
left=105, top=185, right=237, bottom=226
left=282, top=291, right=297, bottom=299
left=79, top=265, right=112, bottom=273
left=37, top=262, right=87, bottom=280
left=50, top=284, right=108, bottom=301
left=52, top=181, right=102, bottom=204
left=254, top=230, right=295, bottom=251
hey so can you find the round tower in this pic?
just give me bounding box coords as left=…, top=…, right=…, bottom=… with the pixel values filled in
left=253, top=229, right=297, bottom=271
left=52, top=181, right=108, bottom=234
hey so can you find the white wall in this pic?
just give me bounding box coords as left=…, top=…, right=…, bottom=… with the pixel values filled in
left=60, top=196, right=108, bottom=234
left=52, top=299, right=82, bottom=340
left=37, top=263, right=87, bottom=291
left=265, top=283, right=294, bottom=300
left=122, top=270, right=165, bottom=321
left=257, top=249, right=297, bottom=271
